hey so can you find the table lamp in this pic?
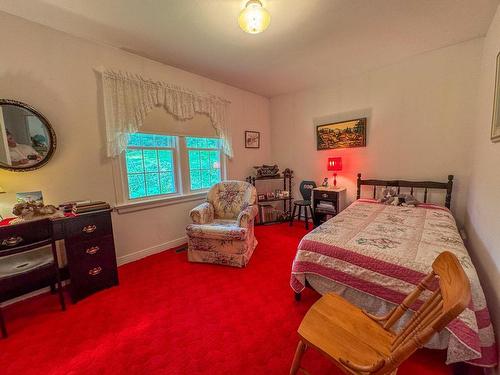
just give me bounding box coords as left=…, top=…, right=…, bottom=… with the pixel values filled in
left=327, top=157, right=342, bottom=187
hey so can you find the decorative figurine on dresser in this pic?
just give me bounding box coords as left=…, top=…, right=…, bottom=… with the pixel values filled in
left=0, top=200, right=119, bottom=310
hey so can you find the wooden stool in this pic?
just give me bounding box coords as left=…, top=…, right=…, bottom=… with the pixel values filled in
left=289, top=180, right=316, bottom=230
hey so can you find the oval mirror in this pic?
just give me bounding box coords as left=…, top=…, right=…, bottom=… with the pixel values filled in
left=0, top=99, right=56, bottom=172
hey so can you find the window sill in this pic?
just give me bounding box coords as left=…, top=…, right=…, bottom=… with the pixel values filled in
left=115, top=192, right=207, bottom=214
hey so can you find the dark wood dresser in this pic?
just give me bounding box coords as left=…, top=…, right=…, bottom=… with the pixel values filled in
left=51, top=209, right=119, bottom=302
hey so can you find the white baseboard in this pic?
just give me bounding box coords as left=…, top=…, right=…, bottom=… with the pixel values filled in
left=116, top=236, right=187, bottom=266
left=1, top=237, right=187, bottom=307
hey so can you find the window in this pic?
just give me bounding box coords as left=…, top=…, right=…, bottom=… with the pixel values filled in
left=123, top=133, right=224, bottom=201
left=186, top=137, right=222, bottom=191
left=125, top=133, right=177, bottom=199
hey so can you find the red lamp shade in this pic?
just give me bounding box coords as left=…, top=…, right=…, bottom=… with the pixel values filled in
left=327, top=157, right=343, bottom=172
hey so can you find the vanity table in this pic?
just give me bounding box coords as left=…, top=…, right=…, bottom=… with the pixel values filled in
left=0, top=209, right=118, bottom=303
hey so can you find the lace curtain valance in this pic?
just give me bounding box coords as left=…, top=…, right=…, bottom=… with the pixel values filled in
left=97, top=67, right=233, bottom=158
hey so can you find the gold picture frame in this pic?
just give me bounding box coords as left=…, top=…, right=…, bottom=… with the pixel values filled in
left=316, top=118, right=366, bottom=150
left=491, top=52, right=500, bottom=142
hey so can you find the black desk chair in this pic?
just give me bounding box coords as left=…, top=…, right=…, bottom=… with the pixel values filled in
left=289, top=181, right=316, bottom=230
left=0, top=218, right=65, bottom=338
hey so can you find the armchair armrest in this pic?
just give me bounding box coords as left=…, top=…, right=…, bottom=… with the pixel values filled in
left=237, top=205, right=258, bottom=228
left=190, top=202, right=215, bottom=224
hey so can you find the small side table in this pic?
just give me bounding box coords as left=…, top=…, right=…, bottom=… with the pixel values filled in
left=312, top=187, right=346, bottom=226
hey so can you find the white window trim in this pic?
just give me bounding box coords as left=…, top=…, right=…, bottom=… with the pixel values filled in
left=111, top=133, right=227, bottom=214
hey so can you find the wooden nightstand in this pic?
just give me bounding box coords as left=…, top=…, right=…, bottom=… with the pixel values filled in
left=312, top=187, right=346, bottom=226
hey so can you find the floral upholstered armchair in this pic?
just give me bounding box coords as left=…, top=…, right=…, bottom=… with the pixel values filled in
left=186, top=180, right=258, bottom=268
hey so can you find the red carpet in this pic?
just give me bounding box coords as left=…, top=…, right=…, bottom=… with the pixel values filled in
left=0, top=223, right=462, bottom=374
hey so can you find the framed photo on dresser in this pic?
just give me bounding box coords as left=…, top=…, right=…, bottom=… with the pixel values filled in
left=491, top=52, right=500, bottom=142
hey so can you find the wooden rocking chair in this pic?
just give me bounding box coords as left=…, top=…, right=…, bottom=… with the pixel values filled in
left=290, top=251, right=471, bottom=375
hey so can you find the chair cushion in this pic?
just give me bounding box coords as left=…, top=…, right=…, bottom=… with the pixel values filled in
left=298, top=293, right=394, bottom=370
left=186, top=220, right=248, bottom=241
left=294, top=200, right=311, bottom=206
left=0, top=247, right=54, bottom=279
left=207, top=181, right=256, bottom=219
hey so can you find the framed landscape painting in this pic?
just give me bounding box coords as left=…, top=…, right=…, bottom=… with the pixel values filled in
left=316, top=118, right=366, bottom=150
left=491, top=52, right=500, bottom=142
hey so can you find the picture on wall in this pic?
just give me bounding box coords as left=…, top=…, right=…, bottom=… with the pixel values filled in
left=245, top=131, right=260, bottom=148
left=316, top=118, right=366, bottom=150
left=491, top=52, right=500, bottom=142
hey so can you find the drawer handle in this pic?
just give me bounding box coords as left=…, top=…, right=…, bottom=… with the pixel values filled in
left=82, top=224, right=97, bottom=234
left=86, top=246, right=100, bottom=255
left=322, top=193, right=328, bottom=198
left=2, top=236, right=23, bottom=247
left=88, top=266, right=102, bottom=276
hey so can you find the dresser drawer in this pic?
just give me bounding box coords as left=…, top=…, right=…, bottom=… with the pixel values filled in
left=66, top=235, right=115, bottom=265
left=0, top=219, right=51, bottom=251
left=315, top=190, right=338, bottom=200
left=64, top=211, right=112, bottom=241
left=69, top=259, right=118, bottom=302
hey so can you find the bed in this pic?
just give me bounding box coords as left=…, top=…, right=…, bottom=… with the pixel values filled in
left=290, top=174, right=497, bottom=368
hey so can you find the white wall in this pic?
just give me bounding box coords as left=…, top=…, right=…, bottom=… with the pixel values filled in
left=0, top=12, right=271, bottom=262
left=466, top=5, right=500, bottom=373
left=270, top=39, right=483, bottom=226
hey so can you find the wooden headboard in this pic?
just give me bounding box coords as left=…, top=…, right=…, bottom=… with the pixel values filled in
left=356, top=173, right=454, bottom=209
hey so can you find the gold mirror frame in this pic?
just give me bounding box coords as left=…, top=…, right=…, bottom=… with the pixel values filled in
left=0, top=99, right=57, bottom=172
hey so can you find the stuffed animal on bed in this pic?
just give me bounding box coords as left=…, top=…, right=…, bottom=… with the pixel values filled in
left=379, top=188, right=420, bottom=207
left=379, top=187, right=398, bottom=205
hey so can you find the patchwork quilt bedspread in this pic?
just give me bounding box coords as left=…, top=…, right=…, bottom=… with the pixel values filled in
left=290, top=199, right=497, bottom=367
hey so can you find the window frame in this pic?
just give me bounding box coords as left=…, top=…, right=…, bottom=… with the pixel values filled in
left=124, top=134, right=179, bottom=200
left=182, top=137, right=224, bottom=194
left=114, top=131, right=226, bottom=211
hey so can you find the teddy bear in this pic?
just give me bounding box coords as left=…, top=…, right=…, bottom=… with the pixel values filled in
left=379, top=187, right=398, bottom=205
left=379, top=187, right=420, bottom=207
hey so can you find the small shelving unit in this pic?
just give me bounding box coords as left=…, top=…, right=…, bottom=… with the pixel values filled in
left=246, top=169, right=293, bottom=225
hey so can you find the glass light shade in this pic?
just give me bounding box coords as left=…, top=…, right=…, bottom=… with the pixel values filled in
left=238, top=0, right=271, bottom=34
left=0, top=186, right=5, bottom=194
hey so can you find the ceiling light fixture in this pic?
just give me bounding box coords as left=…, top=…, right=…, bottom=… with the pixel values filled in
left=238, top=0, right=271, bottom=34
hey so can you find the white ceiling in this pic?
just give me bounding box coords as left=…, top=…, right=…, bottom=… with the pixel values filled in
left=0, top=0, right=498, bottom=97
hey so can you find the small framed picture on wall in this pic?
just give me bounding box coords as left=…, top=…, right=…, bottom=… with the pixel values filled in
left=245, top=131, right=260, bottom=148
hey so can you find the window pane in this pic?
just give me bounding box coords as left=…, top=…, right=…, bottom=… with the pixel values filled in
left=201, top=171, right=211, bottom=189
left=125, top=149, right=144, bottom=173
left=154, top=135, right=175, bottom=148
left=128, top=174, right=146, bottom=199
left=200, top=151, right=211, bottom=169
left=158, top=150, right=173, bottom=172
left=145, top=173, right=160, bottom=196
left=210, top=168, right=221, bottom=185
left=209, top=150, right=219, bottom=168
left=206, top=138, right=220, bottom=149
left=128, top=133, right=142, bottom=147
left=186, top=137, right=220, bottom=149
left=143, top=149, right=159, bottom=172
left=160, top=172, right=176, bottom=194
left=190, top=170, right=201, bottom=190
left=188, top=150, right=200, bottom=170
left=141, top=134, right=156, bottom=147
